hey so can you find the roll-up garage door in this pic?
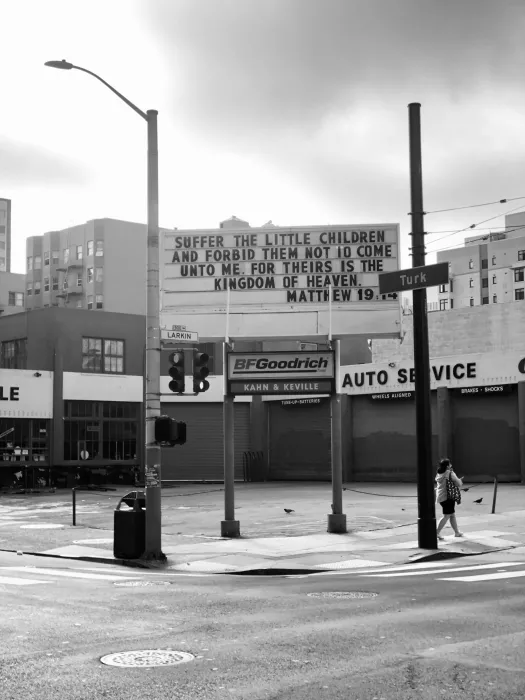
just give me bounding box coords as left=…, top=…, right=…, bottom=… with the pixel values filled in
left=160, top=402, right=251, bottom=481
left=351, top=394, right=439, bottom=481
left=451, top=390, right=520, bottom=479
left=268, top=400, right=331, bottom=480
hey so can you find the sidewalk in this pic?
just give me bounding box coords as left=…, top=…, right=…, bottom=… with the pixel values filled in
left=0, top=481, right=523, bottom=573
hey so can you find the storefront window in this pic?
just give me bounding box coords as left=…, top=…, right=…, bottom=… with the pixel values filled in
left=0, top=418, right=50, bottom=465
left=63, top=401, right=138, bottom=461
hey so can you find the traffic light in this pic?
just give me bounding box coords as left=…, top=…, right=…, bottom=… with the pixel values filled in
left=154, top=415, right=187, bottom=446
left=193, top=350, right=210, bottom=393
left=168, top=350, right=185, bottom=393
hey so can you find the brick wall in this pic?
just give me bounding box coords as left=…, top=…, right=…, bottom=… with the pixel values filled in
left=372, top=301, right=525, bottom=362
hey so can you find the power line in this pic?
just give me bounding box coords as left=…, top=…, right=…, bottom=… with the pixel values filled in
left=426, top=224, right=525, bottom=235
left=426, top=224, right=525, bottom=255
left=425, top=204, right=525, bottom=247
left=424, top=195, right=525, bottom=215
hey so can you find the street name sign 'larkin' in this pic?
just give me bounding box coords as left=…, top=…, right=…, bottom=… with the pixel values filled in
left=227, top=351, right=335, bottom=395
left=379, top=261, right=449, bottom=295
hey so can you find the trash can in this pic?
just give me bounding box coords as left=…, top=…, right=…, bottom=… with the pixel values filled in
left=114, top=490, right=146, bottom=559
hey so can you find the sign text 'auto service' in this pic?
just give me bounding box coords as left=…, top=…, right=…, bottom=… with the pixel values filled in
left=227, top=351, right=335, bottom=396
left=161, top=225, right=400, bottom=308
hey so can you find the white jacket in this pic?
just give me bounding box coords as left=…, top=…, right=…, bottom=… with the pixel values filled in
left=435, top=468, right=462, bottom=504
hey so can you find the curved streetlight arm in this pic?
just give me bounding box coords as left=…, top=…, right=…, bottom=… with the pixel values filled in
left=71, top=64, right=148, bottom=121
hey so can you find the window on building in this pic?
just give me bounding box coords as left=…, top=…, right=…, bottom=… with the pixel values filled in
left=492, top=275, right=497, bottom=284
left=64, top=248, right=70, bottom=264
left=8, top=292, right=24, bottom=306
left=27, top=283, right=32, bottom=297
left=95, top=240, right=104, bottom=257
left=63, top=401, right=138, bottom=461
left=469, top=278, right=474, bottom=288
left=34, top=281, right=41, bottom=295
left=482, top=278, right=488, bottom=288
left=493, top=295, right=497, bottom=303
left=96, top=294, right=104, bottom=309
left=515, top=288, right=525, bottom=301
left=87, top=295, right=94, bottom=310
left=27, top=256, right=33, bottom=272
left=81, top=338, right=124, bottom=374
left=87, top=240, right=94, bottom=257
left=515, top=268, right=524, bottom=283
left=76, top=245, right=83, bottom=260
left=34, top=255, right=42, bottom=270
left=469, top=259, right=474, bottom=269
left=449, top=279, right=453, bottom=293
left=518, top=250, right=525, bottom=261
left=52, top=277, right=59, bottom=291
left=439, top=299, right=448, bottom=310
left=95, top=267, right=103, bottom=282
left=492, top=255, right=497, bottom=265
left=76, top=300, right=83, bottom=308
left=77, top=274, right=83, bottom=287
left=469, top=298, right=474, bottom=307
left=44, top=251, right=50, bottom=266
left=44, top=277, right=50, bottom=292
left=481, top=258, right=488, bottom=269
left=63, top=275, right=69, bottom=290
left=438, top=284, right=447, bottom=293
left=482, top=297, right=489, bottom=304
left=1, top=338, right=27, bottom=369
left=52, top=250, right=60, bottom=265
left=0, top=241, right=5, bottom=249
left=87, top=267, right=94, bottom=284
left=450, top=299, right=454, bottom=309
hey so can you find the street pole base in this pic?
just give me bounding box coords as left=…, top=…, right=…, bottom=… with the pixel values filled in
left=141, top=551, right=167, bottom=564
left=327, top=513, right=347, bottom=534
left=418, top=517, right=438, bottom=549
left=221, top=520, right=240, bottom=538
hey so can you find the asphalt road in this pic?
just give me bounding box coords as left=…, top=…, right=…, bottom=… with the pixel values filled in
left=1, top=549, right=524, bottom=699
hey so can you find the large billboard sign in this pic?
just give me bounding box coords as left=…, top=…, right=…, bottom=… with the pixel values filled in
left=227, top=351, right=334, bottom=395
left=161, top=224, right=401, bottom=340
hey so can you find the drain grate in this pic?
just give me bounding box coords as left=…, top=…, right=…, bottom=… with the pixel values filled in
left=114, top=580, right=173, bottom=587
left=307, top=591, right=378, bottom=599
left=100, top=649, right=194, bottom=667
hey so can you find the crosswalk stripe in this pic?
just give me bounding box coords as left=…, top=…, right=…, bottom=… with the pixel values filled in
left=439, top=570, right=525, bottom=582
left=1, top=567, right=140, bottom=581
left=360, top=562, right=524, bottom=578
left=0, top=576, right=49, bottom=586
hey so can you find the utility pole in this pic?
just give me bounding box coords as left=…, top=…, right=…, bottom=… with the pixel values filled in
left=408, top=103, right=437, bottom=550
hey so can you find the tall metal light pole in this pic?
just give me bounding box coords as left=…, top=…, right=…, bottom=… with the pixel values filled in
left=45, top=60, right=164, bottom=561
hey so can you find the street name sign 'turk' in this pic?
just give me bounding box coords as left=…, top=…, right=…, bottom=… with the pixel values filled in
left=378, top=261, right=449, bottom=295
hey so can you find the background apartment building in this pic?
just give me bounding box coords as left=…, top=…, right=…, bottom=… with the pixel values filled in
left=25, top=218, right=151, bottom=315
left=437, top=212, right=525, bottom=310
left=0, top=197, right=25, bottom=316
left=0, top=197, right=12, bottom=273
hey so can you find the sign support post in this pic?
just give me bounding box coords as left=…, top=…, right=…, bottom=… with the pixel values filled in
left=327, top=339, right=347, bottom=533
left=409, top=102, right=437, bottom=550
left=222, top=342, right=240, bottom=537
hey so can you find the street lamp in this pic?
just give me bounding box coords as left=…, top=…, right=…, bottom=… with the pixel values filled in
left=45, top=59, right=165, bottom=562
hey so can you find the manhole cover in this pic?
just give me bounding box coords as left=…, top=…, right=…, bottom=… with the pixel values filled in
left=307, top=591, right=378, bottom=599
left=114, top=580, right=173, bottom=587
left=100, top=649, right=194, bottom=668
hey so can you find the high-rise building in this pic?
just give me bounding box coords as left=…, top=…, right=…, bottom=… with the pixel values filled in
left=0, top=198, right=12, bottom=272
left=437, top=212, right=525, bottom=309
left=25, top=218, right=155, bottom=314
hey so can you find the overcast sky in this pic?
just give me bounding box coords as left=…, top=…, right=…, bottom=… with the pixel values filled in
left=2, top=0, right=525, bottom=275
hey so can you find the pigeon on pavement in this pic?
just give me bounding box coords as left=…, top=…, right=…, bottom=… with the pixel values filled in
left=284, top=508, right=295, bottom=513
left=474, top=498, right=483, bottom=504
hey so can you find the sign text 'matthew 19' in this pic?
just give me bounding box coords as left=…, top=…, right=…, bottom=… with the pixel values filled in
left=161, top=224, right=400, bottom=308
left=379, top=261, right=449, bottom=295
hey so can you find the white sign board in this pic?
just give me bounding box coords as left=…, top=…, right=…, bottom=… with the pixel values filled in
left=340, top=351, right=525, bottom=394
left=0, top=370, right=53, bottom=418
left=161, top=224, right=401, bottom=340
left=161, top=329, right=199, bottom=343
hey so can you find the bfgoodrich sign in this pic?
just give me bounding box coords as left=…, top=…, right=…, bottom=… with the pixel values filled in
left=340, top=351, right=525, bottom=395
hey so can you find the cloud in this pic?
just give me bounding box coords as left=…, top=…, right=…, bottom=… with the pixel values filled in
left=144, top=0, right=525, bottom=142
left=0, top=137, right=91, bottom=188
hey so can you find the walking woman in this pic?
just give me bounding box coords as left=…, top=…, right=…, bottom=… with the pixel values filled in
left=435, top=457, right=464, bottom=539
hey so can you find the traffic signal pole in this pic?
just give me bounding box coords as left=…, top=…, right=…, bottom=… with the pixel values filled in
left=222, top=342, right=240, bottom=537
left=408, top=103, right=437, bottom=550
